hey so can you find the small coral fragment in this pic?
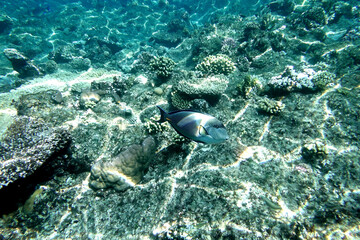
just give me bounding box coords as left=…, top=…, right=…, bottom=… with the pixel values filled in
left=257, top=97, right=285, bottom=115
left=79, top=91, right=101, bottom=109
left=301, top=139, right=328, bottom=164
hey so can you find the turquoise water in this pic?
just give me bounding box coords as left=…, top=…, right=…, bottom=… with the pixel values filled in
left=0, top=0, right=359, bottom=239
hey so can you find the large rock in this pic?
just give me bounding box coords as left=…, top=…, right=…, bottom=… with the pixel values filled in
left=4, top=48, right=42, bottom=78
left=0, top=116, right=71, bottom=190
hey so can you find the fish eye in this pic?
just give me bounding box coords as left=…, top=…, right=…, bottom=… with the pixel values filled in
left=199, top=125, right=209, bottom=136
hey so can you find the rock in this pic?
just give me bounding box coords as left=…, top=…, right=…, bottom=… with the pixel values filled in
left=0, top=14, right=12, bottom=34
left=49, top=45, right=76, bottom=63
left=154, top=87, right=163, bottom=95
left=150, top=30, right=183, bottom=48
left=268, top=0, right=295, bottom=16
left=3, top=48, right=42, bottom=78
left=70, top=57, right=91, bottom=72
left=41, top=60, right=58, bottom=74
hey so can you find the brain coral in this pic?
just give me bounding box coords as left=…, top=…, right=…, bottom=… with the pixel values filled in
left=89, top=136, right=156, bottom=191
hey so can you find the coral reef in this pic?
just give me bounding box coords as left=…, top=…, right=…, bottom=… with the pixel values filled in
left=0, top=0, right=359, bottom=238
left=89, top=136, right=156, bottom=191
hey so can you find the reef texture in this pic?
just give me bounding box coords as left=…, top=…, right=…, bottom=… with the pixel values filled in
left=0, top=0, right=359, bottom=239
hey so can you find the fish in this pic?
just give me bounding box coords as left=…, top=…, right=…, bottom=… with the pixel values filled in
left=157, top=106, right=229, bottom=144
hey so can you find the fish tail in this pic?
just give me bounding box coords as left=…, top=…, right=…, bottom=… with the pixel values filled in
left=157, top=106, right=167, bottom=123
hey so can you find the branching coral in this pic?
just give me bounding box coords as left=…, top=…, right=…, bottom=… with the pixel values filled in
left=267, top=66, right=336, bottom=95
left=149, top=56, right=176, bottom=79
left=196, top=54, right=235, bottom=75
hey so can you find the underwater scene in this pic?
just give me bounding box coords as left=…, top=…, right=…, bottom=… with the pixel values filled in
left=0, top=0, right=359, bottom=239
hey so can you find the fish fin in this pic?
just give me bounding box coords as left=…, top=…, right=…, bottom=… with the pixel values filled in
left=156, top=106, right=167, bottom=123
left=168, top=109, right=201, bottom=114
